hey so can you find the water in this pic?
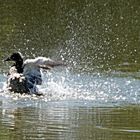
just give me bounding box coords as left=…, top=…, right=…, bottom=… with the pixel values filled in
left=0, top=103, right=140, bottom=140
left=0, top=69, right=140, bottom=140
left=1, top=0, right=140, bottom=139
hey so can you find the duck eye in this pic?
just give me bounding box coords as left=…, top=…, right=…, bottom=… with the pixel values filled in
left=11, top=55, right=15, bottom=60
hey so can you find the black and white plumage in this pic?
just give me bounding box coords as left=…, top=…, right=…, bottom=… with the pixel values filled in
left=5, top=52, right=65, bottom=95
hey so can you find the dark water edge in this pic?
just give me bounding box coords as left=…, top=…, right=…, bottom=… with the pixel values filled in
left=0, top=0, right=140, bottom=73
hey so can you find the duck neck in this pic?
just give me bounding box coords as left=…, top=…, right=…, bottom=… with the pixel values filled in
left=15, top=60, right=23, bottom=73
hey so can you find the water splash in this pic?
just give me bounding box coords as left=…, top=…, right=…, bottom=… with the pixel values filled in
left=36, top=68, right=140, bottom=104
left=0, top=68, right=140, bottom=106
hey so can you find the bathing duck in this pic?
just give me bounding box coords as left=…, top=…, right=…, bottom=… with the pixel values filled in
left=4, top=52, right=65, bottom=95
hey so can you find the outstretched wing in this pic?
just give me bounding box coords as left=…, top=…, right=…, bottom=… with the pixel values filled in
left=24, top=57, right=66, bottom=69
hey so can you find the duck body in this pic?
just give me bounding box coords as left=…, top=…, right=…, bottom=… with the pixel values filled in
left=5, top=52, right=65, bottom=94
left=7, top=66, right=29, bottom=93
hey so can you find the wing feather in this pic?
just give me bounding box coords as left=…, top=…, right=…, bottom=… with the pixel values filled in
left=24, top=57, right=66, bottom=69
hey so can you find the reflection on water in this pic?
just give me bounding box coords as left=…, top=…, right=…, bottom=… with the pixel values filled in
left=0, top=101, right=140, bottom=140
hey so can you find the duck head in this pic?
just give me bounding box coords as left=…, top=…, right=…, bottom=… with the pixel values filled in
left=5, top=52, right=23, bottom=62
left=5, top=52, right=24, bottom=73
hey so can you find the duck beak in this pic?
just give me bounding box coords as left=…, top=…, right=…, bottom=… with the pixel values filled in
left=4, top=57, right=11, bottom=61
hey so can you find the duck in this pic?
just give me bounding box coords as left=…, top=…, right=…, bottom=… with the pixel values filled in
left=4, top=52, right=65, bottom=95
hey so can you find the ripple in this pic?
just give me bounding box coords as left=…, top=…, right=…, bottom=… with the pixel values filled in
left=96, top=126, right=140, bottom=133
